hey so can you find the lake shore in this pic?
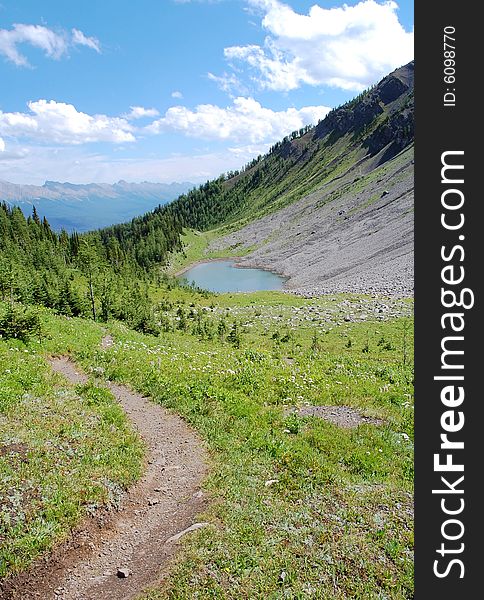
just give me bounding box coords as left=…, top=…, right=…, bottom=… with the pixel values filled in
left=175, top=256, right=411, bottom=298
left=175, top=257, right=288, bottom=293
left=174, top=256, right=244, bottom=277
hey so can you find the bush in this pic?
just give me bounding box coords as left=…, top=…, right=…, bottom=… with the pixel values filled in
left=0, top=303, right=42, bottom=342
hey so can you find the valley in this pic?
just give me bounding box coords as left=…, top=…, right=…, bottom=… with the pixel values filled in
left=167, top=62, right=414, bottom=298
left=0, top=61, right=414, bottom=599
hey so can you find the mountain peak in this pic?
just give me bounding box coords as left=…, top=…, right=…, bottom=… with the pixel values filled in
left=312, top=60, right=414, bottom=157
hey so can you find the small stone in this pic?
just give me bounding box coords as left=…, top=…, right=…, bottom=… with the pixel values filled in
left=117, top=567, right=131, bottom=578
left=264, top=479, right=279, bottom=487
left=165, top=522, right=210, bottom=543
left=148, top=498, right=160, bottom=506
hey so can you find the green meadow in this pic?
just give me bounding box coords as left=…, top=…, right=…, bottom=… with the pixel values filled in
left=1, top=289, right=414, bottom=598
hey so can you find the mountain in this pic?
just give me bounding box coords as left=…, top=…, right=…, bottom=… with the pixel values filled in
left=112, top=61, right=414, bottom=296
left=210, top=62, right=414, bottom=296
left=0, top=180, right=193, bottom=232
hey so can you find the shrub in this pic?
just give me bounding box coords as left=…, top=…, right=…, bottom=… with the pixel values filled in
left=0, top=303, right=42, bottom=342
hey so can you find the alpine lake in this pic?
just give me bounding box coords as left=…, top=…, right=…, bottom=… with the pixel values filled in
left=178, top=260, right=286, bottom=293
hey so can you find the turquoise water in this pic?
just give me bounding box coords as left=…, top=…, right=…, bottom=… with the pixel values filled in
left=179, top=260, right=285, bottom=293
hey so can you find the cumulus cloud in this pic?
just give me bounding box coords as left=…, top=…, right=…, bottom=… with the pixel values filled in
left=0, top=144, right=29, bottom=161
left=146, top=97, right=330, bottom=143
left=124, top=106, right=160, bottom=120
left=223, top=0, right=413, bottom=92
left=0, top=23, right=100, bottom=67
left=0, top=100, right=135, bottom=145
left=171, top=91, right=184, bottom=99
left=0, top=137, right=5, bottom=152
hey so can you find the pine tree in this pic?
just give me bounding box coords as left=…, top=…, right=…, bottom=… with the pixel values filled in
left=228, top=321, right=240, bottom=348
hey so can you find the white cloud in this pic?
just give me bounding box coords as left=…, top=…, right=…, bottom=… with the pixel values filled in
left=0, top=23, right=100, bottom=67
left=0, top=137, right=5, bottom=152
left=146, top=97, right=330, bottom=143
left=171, top=91, right=184, bottom=99
left=0, top=100, right=135, bottom=145
left=207, top=72, right=248, bottom=95
left=0, top=143, right=259, bottom=185
left=223, top=0, right=413, bottom=92
left=71, top=28, right=101, bottom=53
left=0, top=144, right=28, bottom=161
left=124, top=106, right=160, bottom=120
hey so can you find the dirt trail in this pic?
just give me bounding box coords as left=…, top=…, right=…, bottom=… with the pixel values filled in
left=3, top=346, right=208, bottom=600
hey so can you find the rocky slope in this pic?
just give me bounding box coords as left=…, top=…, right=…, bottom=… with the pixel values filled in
left=209, top=62, right=414, bottom=296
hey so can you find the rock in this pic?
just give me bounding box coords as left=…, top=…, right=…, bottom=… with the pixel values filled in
left=148, top=498, right=160, bottom=506
left=265, top=479, right=279, bottom=487
left=165, top=522, right=210, bottom=544
left=117, top=567, right=131, bottom=578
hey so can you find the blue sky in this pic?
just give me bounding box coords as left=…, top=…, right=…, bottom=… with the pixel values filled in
left=0, top=0, right=414, bottom=185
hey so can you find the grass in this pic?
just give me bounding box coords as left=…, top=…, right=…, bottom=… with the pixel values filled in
left=164, top=229, right=253, bottom=276
left=0, top=311, right=144, bottom=578
left=1, top=291, right=414, bottom=597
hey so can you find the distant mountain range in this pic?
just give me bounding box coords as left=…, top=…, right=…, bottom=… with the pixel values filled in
left=0, top=179, right=193, bottom=232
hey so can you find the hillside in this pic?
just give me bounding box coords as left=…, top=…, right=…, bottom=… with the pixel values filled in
left=101, top=62, right=414, bottom=296
left=204, top=62, right=414, bottom=296
left=212, top=144, right=413, bottom=296
left=0, top=180, right=192, bottom=232
left=1, top=293, right=414, bottom=599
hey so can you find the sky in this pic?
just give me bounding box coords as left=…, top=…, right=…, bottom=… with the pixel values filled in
left=0, top=0, right=414, bottom=185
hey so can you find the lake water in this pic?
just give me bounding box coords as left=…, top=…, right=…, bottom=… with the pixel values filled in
left=179, top=260, right=285, bottom=293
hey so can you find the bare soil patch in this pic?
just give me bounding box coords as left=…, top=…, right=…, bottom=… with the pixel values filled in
left=293, top=405, right=384, bottom=428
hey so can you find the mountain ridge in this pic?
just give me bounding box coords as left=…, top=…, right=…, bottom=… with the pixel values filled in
left=0, top=180, right=193, bottom=232
left=169, top=61, right=414, bottom=295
